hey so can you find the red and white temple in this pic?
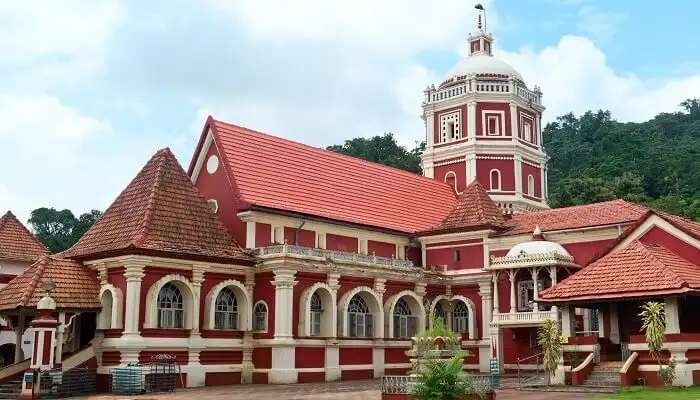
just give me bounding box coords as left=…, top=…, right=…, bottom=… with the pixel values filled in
left=0, top=11, right=698, bottom=392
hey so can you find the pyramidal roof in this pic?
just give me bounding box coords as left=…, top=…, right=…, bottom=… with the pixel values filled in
left=423, top=181, right=506, bottom=234
left=65, top=148, right=252, bottom=263
left=0, top=255, right=100, bottom=311
left=0, top=211, right=48, bottom=263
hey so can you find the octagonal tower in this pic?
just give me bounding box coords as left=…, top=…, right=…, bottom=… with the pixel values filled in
left=421, top=10, right=548, bottom=214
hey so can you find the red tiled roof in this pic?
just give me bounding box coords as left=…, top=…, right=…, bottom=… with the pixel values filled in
left=658, top=211, right=700, bottom=241
left=0, top=211, right=48, bottom=263
left=422, top=181, right=506, bottom=234
left=65, top=148, right=251, bottom=263
left=195, top=118, right=458, bottom=234
left=501, top=199, right=648, bottom=236
left=0, top=255, right=100, bottom=311
left=540, top=241, right=700, bottom=302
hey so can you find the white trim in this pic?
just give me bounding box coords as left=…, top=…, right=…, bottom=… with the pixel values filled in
left=443, top=171, right=459, bottom=193
left=481, top=110, right=505, bottom=137
left=298, top=283, right=336, bottom=337
left=338, top=286, right=384, bottom=338
left=144, top=274, right=196, bottom=329
left=384, top=290, right=425, bottom=338
left=614, top=214, right=700, bottom=251
left=429, top=295, right=477, bottom=340
left=489, top=169, right=502, bottom=191
left=99, top=284, right=124, bottom=330
left=190, top=128, right=214, bottom=184
left=253, top=300, right=269, bottom=333
left=203, top=279, right=252, bottom=331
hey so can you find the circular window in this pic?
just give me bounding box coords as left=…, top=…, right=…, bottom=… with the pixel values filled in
left=207, top=199, right=219, bottom=213
left=206, top=154, right=219, bottom=174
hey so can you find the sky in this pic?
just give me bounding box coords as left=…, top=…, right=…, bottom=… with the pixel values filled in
left=1, top=0, right=699, bottom=224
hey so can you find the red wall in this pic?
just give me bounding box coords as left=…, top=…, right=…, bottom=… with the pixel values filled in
left=256, top=223, right=271, bottom=247
left=339, top=347, right=372, bottom=365
left=520, top=162, right=542, bottom=198
left=516, top=107, right=537, bottom=145
left=292, top=273, right=326, bottom=337
left=433, top=105, right=468, bottom=144
left=640, top=226, right=700, bottom=263
left=476, top=158, right=515, bottom=192
left=326, top=233, right=358, bottom=252
left=193, top=142, right=248, bottom=246
left=425, top=240, right=484, bottom=270
left=139, top=267, right=192, bottom=330
left=476, top=102, right=511, bottom=136
left=254, top=273, right=275, bottom=339
left=284, top=227, right=316, bottom=247
left=563, top=239, right=616, bottom=266
left=434, top=161, right=466, bottom=193
left=368, top=240, right=396, bottom=258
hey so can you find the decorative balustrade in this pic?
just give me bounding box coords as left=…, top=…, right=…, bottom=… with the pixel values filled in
left=489, top=251, right=576, bottom=270
left=426, top=78, right=541, bottom=106
left=493, top=310, right=556, bottom=326
left=255, top=244, right=416, bottom=270
left=380, top=374, right=492, bottom=395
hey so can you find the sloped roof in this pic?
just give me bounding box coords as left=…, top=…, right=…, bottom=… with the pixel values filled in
left=422, top=181, right=506, bottom=234
left=65, top=148, right=252, bottom=263
left=0, top=255, right=100, bottom=311
left=191, top=118, right=458, bottom=234
left=540, top=241, right=700, bottom=302
left=658, top=211, right=700, bottom=241
left=501, top=199, right=648, bottom=236
left=0, top=211, right=48, bottom=263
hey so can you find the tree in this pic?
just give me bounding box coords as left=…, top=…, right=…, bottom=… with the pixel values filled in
left=410, top=355, right=473, bottom=400
left=28, top=207, right=102, bottom=253
left=537, top=318, right=561, bottom=386
left=639, top=301, right=675, bottom=385
left=327, top=133, right=424, bottom=174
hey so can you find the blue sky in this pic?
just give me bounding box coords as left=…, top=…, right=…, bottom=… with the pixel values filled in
left=1, top=0, right=699, bottom=224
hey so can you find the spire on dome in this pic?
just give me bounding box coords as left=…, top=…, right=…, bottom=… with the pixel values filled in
left=532, top=225, right=545, bottom=241
left=474, top=3, right=486, bottom=32
left=469, top=4, right=493, bottom=56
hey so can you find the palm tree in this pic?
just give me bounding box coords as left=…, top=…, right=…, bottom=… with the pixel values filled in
left=639, top=301, right=675, bottom=385
left=537, top=318, right=562, bottom=385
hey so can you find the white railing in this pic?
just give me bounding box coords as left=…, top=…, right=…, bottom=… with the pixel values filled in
left=494, top=310, right=556, bottom=325
left=427, top=79, right=541, bottom=106
left=255, top=244, right=416, bottom=270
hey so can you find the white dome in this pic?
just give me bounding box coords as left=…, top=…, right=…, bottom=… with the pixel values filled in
left=506, top=240, right=570, bottom=258
left=444, top=54, right=523, bottom=83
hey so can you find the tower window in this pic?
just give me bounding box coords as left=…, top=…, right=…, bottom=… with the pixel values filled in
left=489, top=169, right=501, bottom=191
left=440, top=111, right=461, bottom=143
left=444, top=172, right=458, bottom=193
left=523, top=121, right=532, bottom=142
left=482, top=111, right=504, bottom=136
left=453, top=250, right=461, bottom=262
left=527, top=175, right=535, bottom=197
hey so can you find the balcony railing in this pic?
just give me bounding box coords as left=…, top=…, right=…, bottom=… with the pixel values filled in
left=255, top=244, right=417, bottom=270
left=493, top=310, right=557, bottom=326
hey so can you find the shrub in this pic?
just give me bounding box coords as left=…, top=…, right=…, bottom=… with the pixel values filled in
left=410, top=354, right=472, bottom=400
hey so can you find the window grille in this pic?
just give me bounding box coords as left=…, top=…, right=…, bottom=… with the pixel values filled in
left=348, top=295, right=373, bottom=337
left=310, top=292, right=323, bottom=336
left=393, top=298, right=416, bottom=338
left=214, top=287, right=238, bottom=330
left=254, top=302, right=267, bottom=331
left=158, top=283, right=184, bottom=329
left=453, top=301, right=469, bottom=334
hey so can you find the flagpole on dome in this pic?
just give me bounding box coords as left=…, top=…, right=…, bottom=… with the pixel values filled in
left=475, top=3, right=485, bottom=32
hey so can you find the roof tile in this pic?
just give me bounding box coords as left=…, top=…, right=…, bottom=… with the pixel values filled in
left=0, top=211, right=48, bottom=262
left=424, top=181, right=506, bottom=233
left=65, top=148, right=251, bottom=263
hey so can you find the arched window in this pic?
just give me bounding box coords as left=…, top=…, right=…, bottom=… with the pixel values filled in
left=453, top=302, right=469, bottom=335
left=348, top=295, right=373, bottom=338
left=99, top=290, right=113, bottom=329
left=214, top=287, right=238, bottom=330
left=444, top=172, right=457, bottom=193
left=433, top=302, right=446, bottom=326
left=393, top=298, right=417, bottom=338
left=490, top=169, right=501, bottom=191
left=254, top=302, right=268, bottom=331
left=310, top=292, right=323, bottom=336
left=527, top=175, right=535, bottom=196
left=158, top=283, right=184, bottom=329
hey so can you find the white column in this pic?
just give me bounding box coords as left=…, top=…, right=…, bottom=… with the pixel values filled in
left=191, top=267, right=205, bottom=335
left=325, top=273, right=341, bottom=381
left=245, top=221, right=256, bottom=248
left=123, top=261, right=146, bottom=337
left=514, top=155, right=523, bottom=196
left=548, top=266, right=558, bottom=314
left=466, top=154, right=477, bottom=184
left=478, top=280, right=493, bottom=340
left=508, top=270, right=517, bottom=313
left=426, top=112, right=435, bottom=147
left=421, top=242, right=427, bottom=269
left=609, top=304, right=620, bottom=344
left=55, top=312, right=66, bottom=365
left=467, top=101, right=476, bottom=139
left=492, top=272, right=499, bottom=314
left=14, top=313, right=25, bottom=363
left=509, top=103, right=518, bottom=140
left=561, top=305, right=574, bottom=337
left=327, top=273, right=341, bottom=338
left=665, top=297, right=681, bottom=334
left=272, top=270, right=297, bottom=339
left=373, top=278, right=386, bottom=339
left=531, top=268, right=540, bottom=312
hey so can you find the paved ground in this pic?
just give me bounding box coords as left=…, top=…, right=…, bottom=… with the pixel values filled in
left=76, top=380, right=604, bottom=400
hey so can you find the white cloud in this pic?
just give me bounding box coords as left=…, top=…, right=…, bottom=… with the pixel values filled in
left=499, top=36, right=700, bottom=122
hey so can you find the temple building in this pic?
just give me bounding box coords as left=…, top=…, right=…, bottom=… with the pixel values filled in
left=0, top=10, right=698, bottom=391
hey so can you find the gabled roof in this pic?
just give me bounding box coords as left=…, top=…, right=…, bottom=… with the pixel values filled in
left=190, top=117, right=458, bottom=234
left=501, top=199, right=648, bottom=236
left=0, top=255, right=100, bottom=311
left=421, top=181, right=505, bottom=234
left=540, top=241, right=700, bottom=302
left=65, top=148, right=252, bottom=264
left=0, top=211, right=48, bottom=263
left=658, top=211, right=700, bottom=241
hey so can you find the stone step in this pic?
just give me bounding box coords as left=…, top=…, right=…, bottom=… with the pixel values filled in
left=521, top=385, right=619, bottom=394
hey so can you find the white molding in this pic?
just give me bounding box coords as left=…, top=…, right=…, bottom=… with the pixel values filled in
left=481, top=110, right=506, bottom=137
left=252, top=300, right=269, bottom=333
left=98, top=284, right=124, bottom=330
left=190, top=128, right=214, bottom=184
left=203, top=279, right=252, bottom=331
left=337, top=286, right=384, bottom=338
left=144, top=274, right=196, bottom=329
left=615, top=214, right=700, bottom=251
left=384, top=290, right=425, bottom=338
left=298, top=283, right=337, bottom=337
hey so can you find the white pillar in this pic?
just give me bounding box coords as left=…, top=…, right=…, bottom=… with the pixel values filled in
left=478, top=280, right=493, bottom=340
left=55, top=312, right=65, bottom=365
left=531, top=268, right=540, bottom=312
left=548, top=266, right=558, bottom=314
left=123, top=262, right=146, bottom=337
left=508, top=270, right=517, bottom=313
left=492, top=272, right=499, bottom=314
left=426, top=112, right=435, bottom=146
left=514, top=155, right=523, bottom=196
left=191, top=267, right=205, bottom=335
left=609, top=304, right=620, bottom=344
left=373, top=278, right=386, bottom=339
left=14, top=313, right=25, bottom=363
left=509, top=103, right=518, bottom=139
left=245, top=221, right=256, bottom=248
left=272, top=270, right=297, bottom=339
left=665, top=297, right=681, bottom=334
left=325, top=272, right=341, bottom=381
left=467, top=101, right=476, bottom=139
left=561, top=305, right=574, bottom=337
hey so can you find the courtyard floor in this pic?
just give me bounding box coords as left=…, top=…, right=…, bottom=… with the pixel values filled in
left=75, top=380, right=605, bottom=400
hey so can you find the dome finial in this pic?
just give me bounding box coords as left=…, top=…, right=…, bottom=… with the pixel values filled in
left=475, top=3, right=486, bottom=31
left=532, top=225, right=544, bottom=241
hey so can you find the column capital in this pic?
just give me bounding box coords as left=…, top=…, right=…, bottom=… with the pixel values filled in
left=414, top=282, right=427, bottom=298
left=327, top=272, right=341, bottom=291
left=191, top=265, right=206, bottom=285
left=374, top=278, right=386, bottom=295
left=96, top=263, right=108, bottom=285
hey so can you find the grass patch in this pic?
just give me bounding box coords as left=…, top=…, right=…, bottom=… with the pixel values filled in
left=602, top=386, right=700, bottom=399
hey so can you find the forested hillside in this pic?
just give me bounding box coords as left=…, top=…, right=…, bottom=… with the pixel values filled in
left=327, top=99, right=700, bottom=220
